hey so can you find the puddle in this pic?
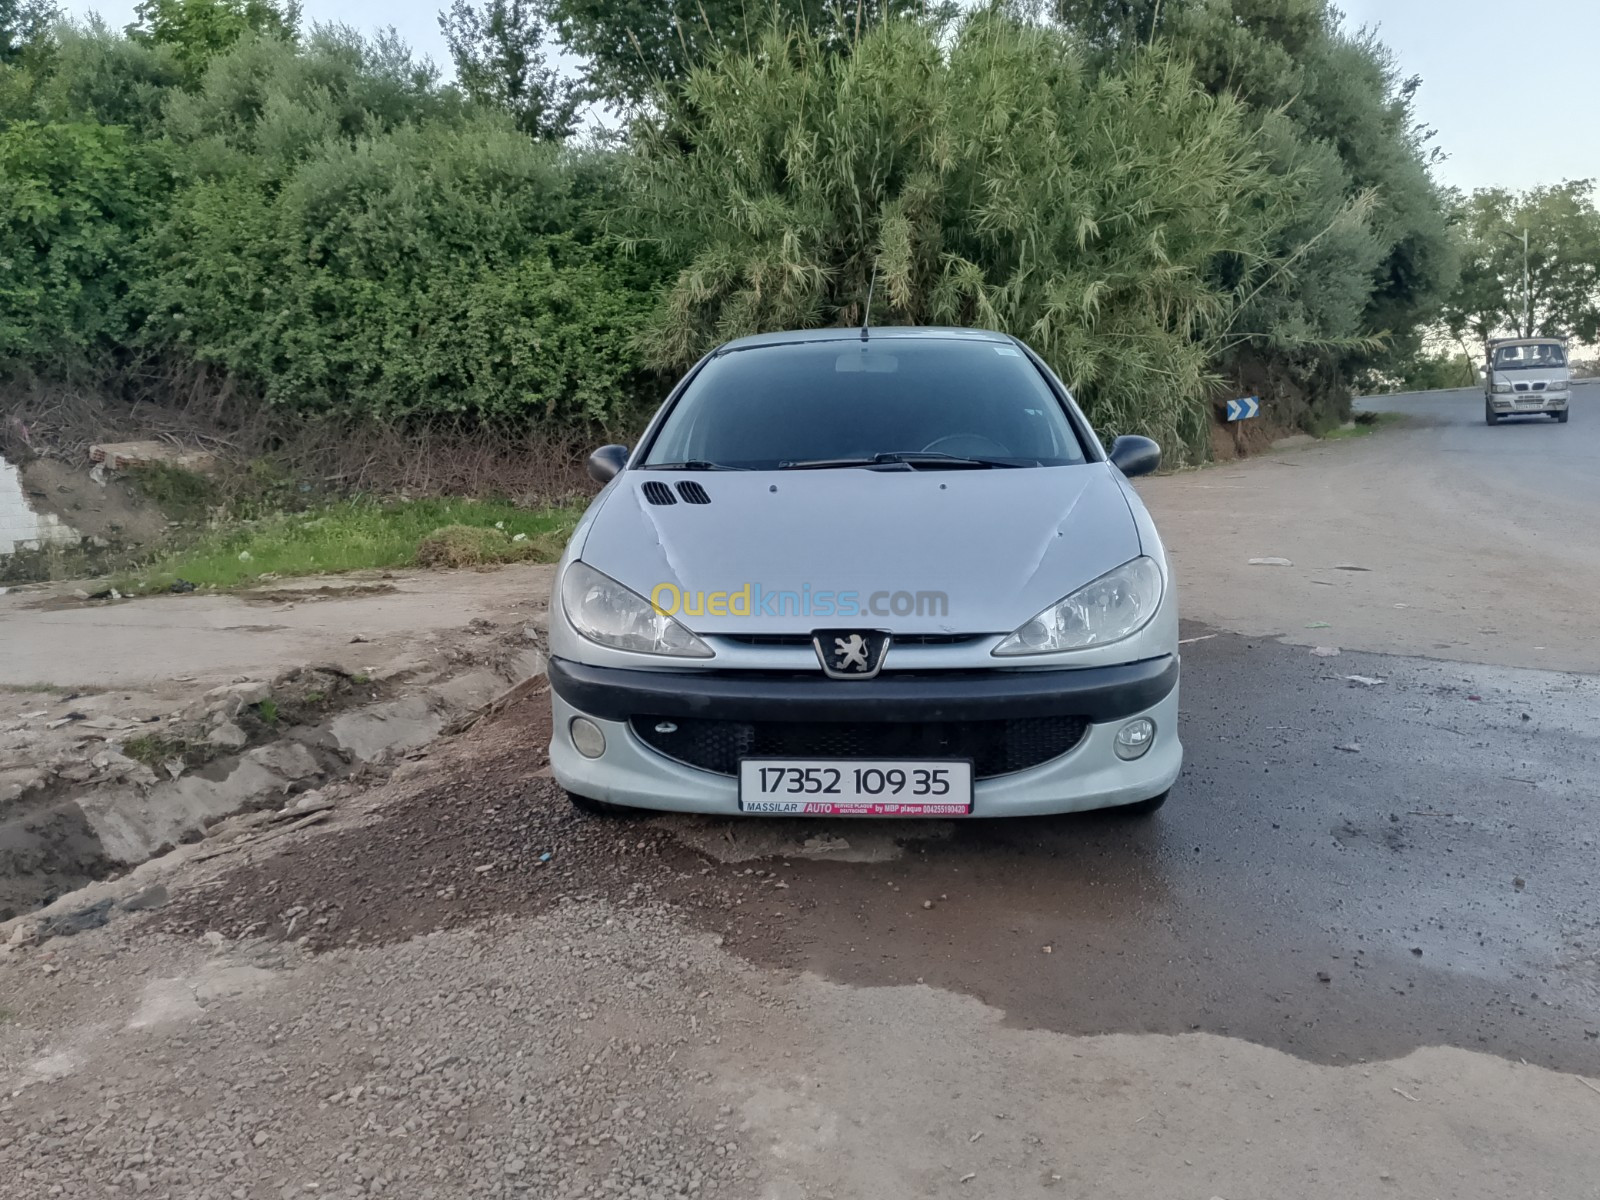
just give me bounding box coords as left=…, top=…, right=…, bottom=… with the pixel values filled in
left=0, top=457, right=79, bottom=557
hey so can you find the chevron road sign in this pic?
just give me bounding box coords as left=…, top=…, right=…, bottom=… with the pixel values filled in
left=1225, top=396, right=1261, bottom=422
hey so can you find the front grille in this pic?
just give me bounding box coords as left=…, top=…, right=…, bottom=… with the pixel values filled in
left=631, top=714, right=1089, bottom=779
left=717, top=633, right=986, bottom=647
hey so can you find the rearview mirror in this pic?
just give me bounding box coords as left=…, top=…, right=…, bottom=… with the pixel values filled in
left=1107, top=435, right=1160, bottom=478
left=587, top=444, right=629, bottom=483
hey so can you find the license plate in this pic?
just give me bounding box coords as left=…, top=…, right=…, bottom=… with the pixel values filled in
left=738, top=759, right=973, bottom=816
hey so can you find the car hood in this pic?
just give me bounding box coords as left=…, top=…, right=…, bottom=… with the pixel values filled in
left=576, top=465, right=1143, bottom=634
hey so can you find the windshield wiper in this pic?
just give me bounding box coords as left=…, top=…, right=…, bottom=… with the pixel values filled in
left=642, top=460, right=747, bottom=471
left=779, top=451, right=1024, bottom=470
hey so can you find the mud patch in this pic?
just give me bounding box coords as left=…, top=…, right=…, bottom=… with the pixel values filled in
left=0, top=797, right=116, bottom=920
left=154, top=692, right=664, bottom=947
left=243, top=583, right=399, bottom=604
left=149, top=691, right=798, bottom=960
left=656, top=815, right=951, bottom=864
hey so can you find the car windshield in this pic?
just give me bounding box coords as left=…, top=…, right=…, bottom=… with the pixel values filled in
left=642, top=337, right=1089, bottom=470
left=1493, top=343, right=1566, bottom=370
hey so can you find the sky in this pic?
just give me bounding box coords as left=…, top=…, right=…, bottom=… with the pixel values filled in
left=58, top=0, right=1600, bottom=196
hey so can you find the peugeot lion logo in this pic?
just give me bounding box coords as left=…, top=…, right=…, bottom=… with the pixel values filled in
left=834, top=634, right=870, bottom=670
left=812, top=629, right=891, bottom=680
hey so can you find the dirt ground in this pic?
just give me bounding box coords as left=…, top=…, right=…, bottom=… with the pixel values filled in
left=0, top=564, right=555, bottom=692
left=6, top=684, right=1597, bottom=1199
left=19, top=457, right=171, bottom=549
left=3, top=406, right=1599, bottom=1198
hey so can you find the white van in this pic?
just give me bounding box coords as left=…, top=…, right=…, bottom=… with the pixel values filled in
left=1484, top=337, right=1571, bottom=425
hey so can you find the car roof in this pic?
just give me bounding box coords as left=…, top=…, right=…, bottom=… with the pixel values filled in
left=714, top=326, right=1017, bottom=354
left=1488, top=337, right=1565, bottom=348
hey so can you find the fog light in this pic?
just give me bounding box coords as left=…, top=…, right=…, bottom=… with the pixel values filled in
left=1114, top=718, right=1155, bottom=760
left=570, top=716, right=606, bottom=759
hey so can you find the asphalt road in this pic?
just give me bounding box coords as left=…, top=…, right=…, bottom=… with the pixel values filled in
left=1357, top=379, right=1600, bottom=511
left=735, top=629, right=1600, bottom=1073
left=722, top=386, right=1600, bottom=1076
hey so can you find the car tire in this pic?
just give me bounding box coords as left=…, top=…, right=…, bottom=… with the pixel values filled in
left=1484, top=403, right=1499, bottom=426
left=1555, top=409, right=1569, bottom=424
left=1112, top=789, right=1169, bottom=816
left=566, top=790, right=645, bottom=818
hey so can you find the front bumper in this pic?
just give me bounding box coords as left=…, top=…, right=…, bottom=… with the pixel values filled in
left=547, top=655, right=1182, bottom=817
left=1490, top=392, right=1568, bottom=412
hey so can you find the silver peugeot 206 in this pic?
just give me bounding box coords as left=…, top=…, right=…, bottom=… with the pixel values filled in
left=547, top=327, right=1181, bottom=819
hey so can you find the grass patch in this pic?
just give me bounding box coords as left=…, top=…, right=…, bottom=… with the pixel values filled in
left=3, top=682, right=74, bottom=695
left=119, top=497, right=580, bottom=591
left=1323, top=412, right=1404, bottom=441
left=129, top=463, right=219, bottom=523
left=415, top=523, right=561, bottom=568
left=122, top=732, right=209, bottom=771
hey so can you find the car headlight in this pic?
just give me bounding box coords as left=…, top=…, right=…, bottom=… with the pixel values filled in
left=1545, top=382, right=1569, bottom=393
left=993, top=557, right=1164, bottom=656
left=1492, top=383, right=1512, bottom=394
left=560, top=561, right=713, bottom=657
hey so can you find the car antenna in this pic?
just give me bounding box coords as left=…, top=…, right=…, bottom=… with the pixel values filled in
left=861, top=265, right=876, bottom=342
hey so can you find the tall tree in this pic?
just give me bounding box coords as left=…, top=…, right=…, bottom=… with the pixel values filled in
left=627, top=13, right=1303, bottom=457
left=128, top=0, right=297, bottom=78
left=1442, top=182, right=1600, bottom=347
left=439, top=0, right=578, bottom=139
left=1, top=0, right=56, bottom=64
left=548, top=0, right=935, bottom=110
left=1053, top=0, right=1456, bottom=425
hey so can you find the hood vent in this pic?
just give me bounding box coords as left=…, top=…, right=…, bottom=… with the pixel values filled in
left=640, top=481, right=677, bottom=506
left=676, top=481, right=711, bottom=505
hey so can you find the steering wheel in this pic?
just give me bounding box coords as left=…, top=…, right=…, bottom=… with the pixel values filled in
left=921, top=433, right=1012, bottom=457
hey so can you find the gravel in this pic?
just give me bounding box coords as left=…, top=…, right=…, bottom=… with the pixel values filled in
left=1, top=901, right=760, bottom=1199
left=0, top=690, right=783, bottom=1199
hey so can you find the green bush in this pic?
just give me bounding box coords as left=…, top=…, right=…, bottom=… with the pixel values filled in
left=0, top=119, right=166, bottom=368
left=0, top=3, right=1458, bottom=461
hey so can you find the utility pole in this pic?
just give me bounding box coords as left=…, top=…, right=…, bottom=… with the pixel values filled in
left=1521, top=226, right=1531, bottom=336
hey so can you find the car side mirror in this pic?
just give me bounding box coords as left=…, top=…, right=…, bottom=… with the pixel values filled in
left=1107, top=435, right=1160, bottom=478
left=587, top=444, right=629, bottom=484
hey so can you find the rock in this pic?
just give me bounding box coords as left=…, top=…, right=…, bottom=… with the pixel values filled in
left=119, top=884, right=170, bottom=913
left=208, top=721, right=249, bottom=750
left=92, top=750, right=159, bottom=787
left=90, top=440, right=216, bottom=472
left=291, top=790, right=335, bottom=814
left=244, top=741, right=322, bottom=782
left=205, top=680, right=271, bottom=706
left=7, top=919, right=42, bottom=947
left=40, top=898, right=115, bottom=938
